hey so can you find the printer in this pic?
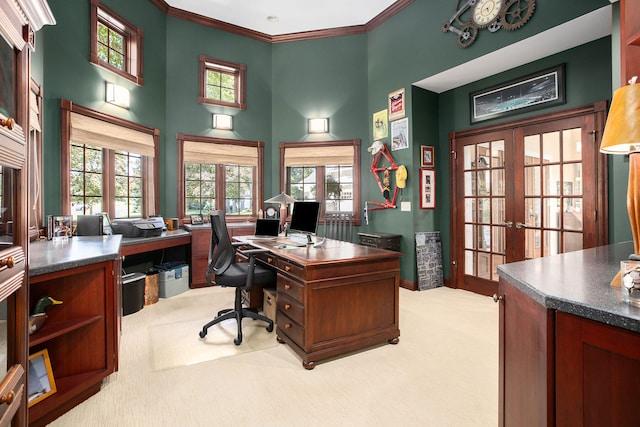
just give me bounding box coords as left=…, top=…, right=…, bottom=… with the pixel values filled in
left=111, top=216, right=165, bottom=238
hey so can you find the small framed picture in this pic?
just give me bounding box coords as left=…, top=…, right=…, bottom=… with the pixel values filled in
left=190, top=214, right=203, bottom=225
left=388, top=88, right=406, bottom=121
left=420, top=168, right=436, bottom=209
left=47, top=215, right=73, bottom=240
left=421, top=146, right=434, bottom=168
left=28, top=349, right=57, bottom=407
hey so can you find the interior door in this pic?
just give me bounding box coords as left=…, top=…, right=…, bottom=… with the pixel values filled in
left=450, top=104, right=608, bottom=296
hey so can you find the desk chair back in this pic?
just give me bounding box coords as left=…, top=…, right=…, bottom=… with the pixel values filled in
left=206, top=211, right=234, bottom=285
left=324, top=212, right=353, bottom=242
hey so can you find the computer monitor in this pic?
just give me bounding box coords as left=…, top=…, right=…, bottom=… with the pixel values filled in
left=288, top=201, right=321, bottom=244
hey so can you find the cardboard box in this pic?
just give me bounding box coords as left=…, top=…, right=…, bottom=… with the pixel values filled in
left=263, top=288, right=277, bottom=323
left=156, top=263, right=189, bottom=298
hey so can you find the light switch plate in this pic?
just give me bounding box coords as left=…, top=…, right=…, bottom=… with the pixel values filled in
left=401, top=201, right=411, bottom=211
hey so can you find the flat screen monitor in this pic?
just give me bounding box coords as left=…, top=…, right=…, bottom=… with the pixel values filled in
left=288, top=201, right=321, bottom=244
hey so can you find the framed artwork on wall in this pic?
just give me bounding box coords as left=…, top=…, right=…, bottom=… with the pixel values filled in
left=421, top=146, right=434, bottom=167
left=388, top=88, right=405, bottom=121
left=470, top=64, right=566, bottom=123
left=373, top=109, right=388, bottom=140
left=420, top=168, right=436, bottom=209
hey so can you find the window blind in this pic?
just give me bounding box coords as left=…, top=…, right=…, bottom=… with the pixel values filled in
left=284, top=145, right=353, bottom=167
left=183, top=140, right=258, bottom=166
left=70, top=112, right=155, bottom=157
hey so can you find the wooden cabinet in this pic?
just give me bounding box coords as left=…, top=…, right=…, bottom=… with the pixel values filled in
left=28, top=257, right=119, bottom=427
left=0, top=1, right=54, bottom=425
left=556, top=312, right=640, bottom=426
left=497, top=278, right=554, bottom=427
left=621, top=0, right=640, bottom=84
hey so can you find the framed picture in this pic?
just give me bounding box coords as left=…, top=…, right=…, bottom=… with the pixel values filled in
left=388, top=88, right=405, bottom=121
left=420, top=168, right=436, bottom=209
left=47, top=215, right=73, bottom=239
left=28, top=349, right=56, bottom=407
left=470, top=64, right=566, bottom=124
left=190, top=214, right=203, bottom=225
left=390, top=117, right=409, bottom=151
left=421, top=146, right=434, bottom=168
left=372, top=109, right=388, bottom=140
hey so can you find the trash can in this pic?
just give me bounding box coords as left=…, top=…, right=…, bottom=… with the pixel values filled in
left=122, top=272, right=146, bottom=315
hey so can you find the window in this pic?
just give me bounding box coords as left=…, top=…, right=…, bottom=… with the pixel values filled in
left=178, top=135, right=263, bottom=220
left=198, top=55, right=246, bottom=110
left=90, top=0, right=144, bottom=85
left=61, top=100, right=159, bottom=219
left=280, top=140, right=361, bottom=224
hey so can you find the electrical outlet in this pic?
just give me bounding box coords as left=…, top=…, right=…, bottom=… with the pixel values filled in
left=401, top=201, right=411, bottom=212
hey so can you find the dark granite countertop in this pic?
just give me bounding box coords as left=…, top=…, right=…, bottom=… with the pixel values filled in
left=30, top=235, right=122, bottom=276
left=119, top=229, right=190, bottom=246
left=497, top=241, right=640, bottom=333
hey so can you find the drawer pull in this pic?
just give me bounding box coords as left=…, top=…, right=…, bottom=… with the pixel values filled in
left=284, top=303, right=291, bottom=310
left=285, top=265, right=291, bottom=272
left=285, top=323, right=292, bottom=329
left=0, top=391, right=14, bottom=405
left=0, top=117, right=14, bottom=130
left=284, top=284, right=291, bottom=290
left=0, top=256, right=14, bottom=269
left=267, top=257, right=274, bottom=264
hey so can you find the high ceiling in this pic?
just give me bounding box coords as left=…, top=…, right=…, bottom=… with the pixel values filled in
left=164, top=0, right=398, bottom=36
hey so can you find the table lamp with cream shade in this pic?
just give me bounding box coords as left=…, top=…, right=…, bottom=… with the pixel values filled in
left=264, top=192, right=296, bottom=232
left=600, top=76, right=640, bottom=258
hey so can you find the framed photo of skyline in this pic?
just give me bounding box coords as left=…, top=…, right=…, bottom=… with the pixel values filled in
left=470, top=64, right=565, bottom=123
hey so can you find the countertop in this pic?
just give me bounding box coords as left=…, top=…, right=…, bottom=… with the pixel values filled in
left=497, top=241, right=640, bottom=333
left=30, top=235, right=122, bottom=276
left=119, top=229, right=190, bottom=246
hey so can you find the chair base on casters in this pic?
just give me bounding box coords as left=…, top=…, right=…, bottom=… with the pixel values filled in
left=199, top=287, right=274, bottom=345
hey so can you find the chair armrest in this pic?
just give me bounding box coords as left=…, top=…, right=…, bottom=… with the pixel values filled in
left=237, top=247, right=271, bottom=258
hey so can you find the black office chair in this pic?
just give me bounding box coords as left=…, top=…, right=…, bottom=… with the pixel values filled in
left=199, top=210, right=274, bottom=345
left=324, top=212, right=354, bottom=242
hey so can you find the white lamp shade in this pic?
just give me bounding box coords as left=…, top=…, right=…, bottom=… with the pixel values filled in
left=213, top=114, right=233, bottom=130
left=308, top=118, right=328, bottom=133
left=105, top=82, right=130, bottom=108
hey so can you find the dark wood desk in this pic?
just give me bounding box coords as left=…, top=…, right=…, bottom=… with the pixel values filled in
left=119, top=229, right=191, bottom=256
left=238, top=237, right=401, bottom=369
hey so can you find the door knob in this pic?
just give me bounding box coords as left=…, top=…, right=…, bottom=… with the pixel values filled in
left=492, top=294, right=504, bottom=303
left=502, top=221, right=513, bottom=228
left=515, top=222, right=526, bottom=229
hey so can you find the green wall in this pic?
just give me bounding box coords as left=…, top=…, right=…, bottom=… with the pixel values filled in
left=36, top=0, right=630, bottom=285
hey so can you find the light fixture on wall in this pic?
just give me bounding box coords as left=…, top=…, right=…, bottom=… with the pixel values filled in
left=600, top=76, right=640, bottom=258
left=105, top=82, right=130, bottom=108
left=308, top=118, right=328, bottom=133
left=213, top=114, right=233, bottom=130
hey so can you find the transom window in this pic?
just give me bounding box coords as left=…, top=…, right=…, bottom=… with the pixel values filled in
left=90, top=0, right=144, bottom=85
left=179, top=135, right=263, bottom=220
left=198, top=55, right=246, bottom=110
left=280, top=140, right=361, bottom=224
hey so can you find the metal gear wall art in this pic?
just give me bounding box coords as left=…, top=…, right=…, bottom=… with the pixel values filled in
left=442, top=0, right=535, bottom=48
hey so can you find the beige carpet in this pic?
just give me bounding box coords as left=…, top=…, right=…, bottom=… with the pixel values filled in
left=50, top=286, right=498, bottom=427
left=149, top=315, right=277, bottom=371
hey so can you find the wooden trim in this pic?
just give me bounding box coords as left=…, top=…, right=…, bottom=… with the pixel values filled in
left=150, top=0, right=413, bottom=43
left=399, top=278, right=417, bottom=291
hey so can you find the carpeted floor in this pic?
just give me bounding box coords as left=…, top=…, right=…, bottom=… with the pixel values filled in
left=49, top=286, right=498, bottom=427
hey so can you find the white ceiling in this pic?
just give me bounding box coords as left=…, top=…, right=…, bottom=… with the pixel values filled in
left=165, top=0, right=398, bottom=36
left=415, top=5, right=613, bottom=93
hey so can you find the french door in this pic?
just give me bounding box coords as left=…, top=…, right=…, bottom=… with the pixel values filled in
left=450, top=103, right=608, bottom=296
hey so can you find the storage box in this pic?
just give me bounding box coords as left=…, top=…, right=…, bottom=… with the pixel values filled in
left=122, top=272, right=146, bottom=315
left=144, top=272, right=159, bottom=305
left=155, top=263, right=189, bottom=298
left=263, top=288, right=277, bottom=323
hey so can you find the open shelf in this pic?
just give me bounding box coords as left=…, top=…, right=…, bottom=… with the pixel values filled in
left=29, top=315, right=102, bottom=347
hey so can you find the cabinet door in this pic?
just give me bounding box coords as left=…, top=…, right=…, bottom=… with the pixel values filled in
left=556, top=312, right=640, bottom=426
left=498, top=278, right=554, bottom=427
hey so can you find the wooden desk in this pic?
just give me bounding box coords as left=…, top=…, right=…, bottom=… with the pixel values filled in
left=119, top=229, right=191, bottom=256
left=239, top=238, right=401, bottom=369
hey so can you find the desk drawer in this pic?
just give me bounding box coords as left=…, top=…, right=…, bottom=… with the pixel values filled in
left=277, top=311, right=304, bottom=346
left=257, top=252, right=277, bottom=268
left=277, top=293, right=303, bottom=325
left=277, top=258, right=304, bottom=280
left=277, top=274, right=303, bottom=303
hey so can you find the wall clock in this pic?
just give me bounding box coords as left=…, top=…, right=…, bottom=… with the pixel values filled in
left=442, top=0, right=535, bottom=48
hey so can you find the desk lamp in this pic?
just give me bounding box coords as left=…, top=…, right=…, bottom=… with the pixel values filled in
left=265, top=192, right=296, bottom=232
left=600, top=77, right=640, bottom=258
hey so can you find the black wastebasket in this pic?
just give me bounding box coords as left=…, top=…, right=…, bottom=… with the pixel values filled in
left=122, top=272, right=146, bottom=315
